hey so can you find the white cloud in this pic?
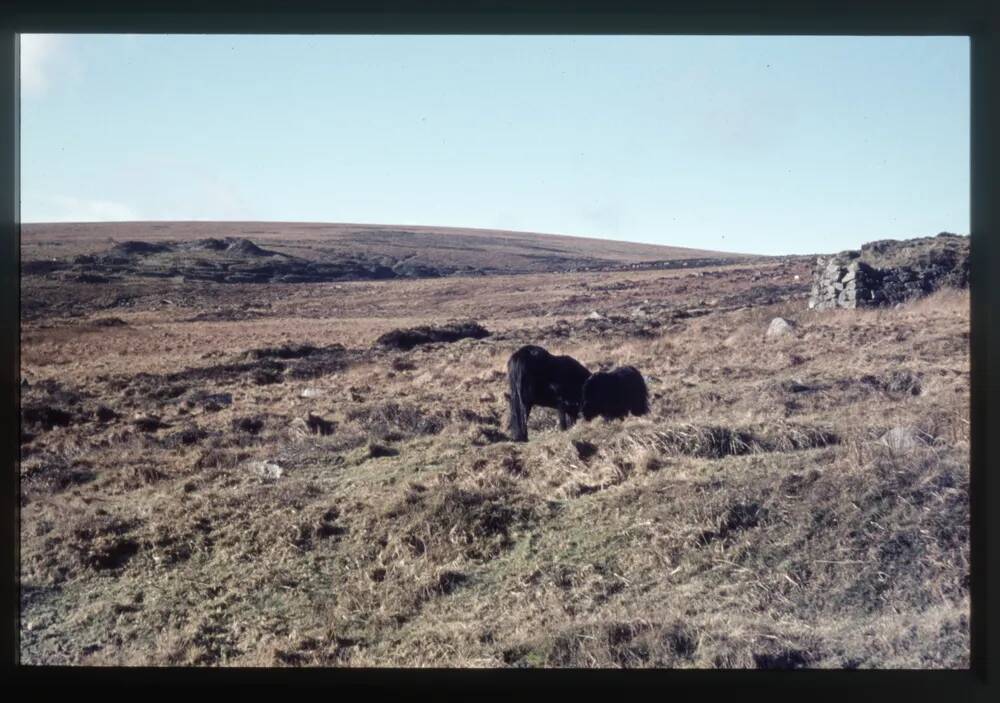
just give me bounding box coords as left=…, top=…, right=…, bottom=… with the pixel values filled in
left=20, top=34, right=66, bottom=96
left=22, top=194, right=139, bottom=223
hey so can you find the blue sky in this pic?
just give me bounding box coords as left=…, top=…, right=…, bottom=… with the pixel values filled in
left=20, top=34, right=968, bottom=255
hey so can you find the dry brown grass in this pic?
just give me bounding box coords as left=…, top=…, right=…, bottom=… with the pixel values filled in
left=18, top=255, right=968, bottom=668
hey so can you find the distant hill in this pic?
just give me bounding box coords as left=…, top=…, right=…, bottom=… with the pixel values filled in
left=21, top=221, right=757, bottom=284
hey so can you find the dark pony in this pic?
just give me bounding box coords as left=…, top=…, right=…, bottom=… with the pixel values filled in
left=581, top=366, right=650, bottom=421
left=507, top=345, right=592, bottom=442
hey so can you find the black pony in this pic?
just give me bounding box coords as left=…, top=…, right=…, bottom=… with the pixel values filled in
left=581, top=366, right=650, bottom=421
left=507, top=345, right=591, bottom=442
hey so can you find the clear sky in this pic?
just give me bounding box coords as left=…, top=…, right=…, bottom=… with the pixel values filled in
left=20, top=34, right=968, bottom=255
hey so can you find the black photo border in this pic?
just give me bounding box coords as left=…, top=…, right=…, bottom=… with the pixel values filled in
left=1, top=1, right=997, bottom=699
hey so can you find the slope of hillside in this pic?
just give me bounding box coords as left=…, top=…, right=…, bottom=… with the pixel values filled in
left=20, top=222, right=756, bottom=284
left=18, top=257, right=968, bottom=668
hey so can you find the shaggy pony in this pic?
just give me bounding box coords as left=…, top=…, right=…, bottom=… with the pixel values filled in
left=581, top=366, right=650, bottom=421
left=507, top=345, right=591, bottom=442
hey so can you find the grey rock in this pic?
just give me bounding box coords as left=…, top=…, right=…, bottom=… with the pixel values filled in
left=766, top=317, right=797, bottom=338
left=880, top=426, right=934, bottom=453
left=247, top=460, right=283, bottom=481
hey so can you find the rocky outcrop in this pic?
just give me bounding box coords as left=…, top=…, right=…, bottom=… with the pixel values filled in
left=808, top=233, right=969, bottom=310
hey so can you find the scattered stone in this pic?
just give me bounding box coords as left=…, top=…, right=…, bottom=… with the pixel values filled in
left=880, top=426, right=934, bottom=453
left=766, top=317, right=797, bottom=339
left=587, top=311, right=604, bottom=320
left=247, top=460, right=283, bottom=481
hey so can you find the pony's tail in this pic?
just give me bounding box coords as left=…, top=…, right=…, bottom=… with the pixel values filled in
left=507, top=357, right=529, bottom=442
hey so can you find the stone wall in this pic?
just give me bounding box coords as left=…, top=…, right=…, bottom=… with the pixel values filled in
left=808, top=233, right=969, bottom=310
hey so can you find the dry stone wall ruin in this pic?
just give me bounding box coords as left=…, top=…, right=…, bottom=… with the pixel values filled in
left=808, top=233, right=969, bottom=310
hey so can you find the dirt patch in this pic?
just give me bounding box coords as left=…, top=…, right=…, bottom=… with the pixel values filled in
left=286, top=346, right=353, bottom=380
left=92, top=316, right=128, bottom=327
left=367, top=443, right=398, bottom=459
left=94, top=405, right=119, bottom=423
left=22, top=405, right=76, bottom=432
left=69, top=515, right=142, bottom=572
left=20, top=380, right=91, bottom=434
left=21, top=453, right=97, bottom=497
left=133, top=415, right=170, bottom=433
left=108, top=240, right=174, bottom=256
left=861, top=370, right=923, bottom=397
left=472, top=426, right=509, bottom=445
left=375, top=321, right=490, bottom=351
left=391, top=357, right=417, bottom=372
left=183, top=391, right=233, bottom=412
left=753, top=648, right=814, bottom=669
left=164, top=426, right=212, bottom=447
left=113, top=347, right=357, bottom=400
left=347, top=402, right=447, bottom=441
left=231, top=416, right=266, bottom=436
left=246, top=343, right=320, bottom=360
left=305, top=413, right=336, bottom=436
left=422, top=486, right=536, bottom=562
left=573, top=440, right=599, bottom=462
left=700, top=502, right=769, bottom=544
